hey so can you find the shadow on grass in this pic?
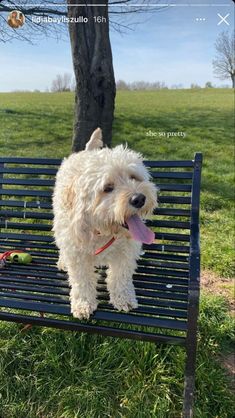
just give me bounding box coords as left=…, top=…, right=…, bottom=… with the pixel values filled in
left=0, top=108, right=71, bottom=123
left=113, top=108, right=233, bottom=145
left=113, top=110, right=233, bottom=207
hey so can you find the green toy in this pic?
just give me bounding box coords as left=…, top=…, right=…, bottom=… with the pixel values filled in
left=0, top=250, right=32, bottom=268
left=7, top=252, right=32, bottom=264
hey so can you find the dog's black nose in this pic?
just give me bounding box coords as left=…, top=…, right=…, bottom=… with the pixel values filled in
left=129, top=193, right=146, bottom=208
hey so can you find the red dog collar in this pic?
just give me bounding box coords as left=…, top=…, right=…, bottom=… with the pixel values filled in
left=94, top=237, right=116, bottom=255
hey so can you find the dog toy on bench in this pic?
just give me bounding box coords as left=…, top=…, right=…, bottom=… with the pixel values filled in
left=0, top=250, right=32, bottom=268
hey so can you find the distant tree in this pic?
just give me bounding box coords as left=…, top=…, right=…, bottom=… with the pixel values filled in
left=171, top=83, right=184, bottom=89
left=218, top=84, right=230, bottom=89
left=127, top=80, right=168, bottom=90
left=116, top=80, right=130, bottom=90
left=51, top=73, right=72, bottom=92
left=130, top=80, right=147, bottom=90
left=116, top=80, right=169, bottom=91
left=70, top=77, right=76, bottom=92
left=190, top=83, right=201, bottom=89
left=205, top=81, right=213, bottom=88
left=152, top=81, right=168, bottom=90
left=213, top=31, right=235, bottom=88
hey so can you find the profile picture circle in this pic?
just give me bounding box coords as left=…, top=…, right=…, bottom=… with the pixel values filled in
left=7, top=10, right=25, bottom=29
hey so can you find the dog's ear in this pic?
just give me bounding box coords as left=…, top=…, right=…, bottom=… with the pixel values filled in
left=72, top=194, right=91, bottom=245
left=63, top=178, right=91, bottom=244
left=62, top=179, right=76, bottom=210
left=85, top=128, right=103, bottom=151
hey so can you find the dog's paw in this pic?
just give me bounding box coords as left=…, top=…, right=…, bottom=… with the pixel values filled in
left=71, top=299, right=97, bottom=320
left=110, top=293, right=138, bottom=312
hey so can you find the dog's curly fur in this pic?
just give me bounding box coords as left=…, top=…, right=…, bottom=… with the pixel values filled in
left=52, top=128, right=157, bottom=319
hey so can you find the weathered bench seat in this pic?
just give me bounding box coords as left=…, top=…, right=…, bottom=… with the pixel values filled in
left=0, top=153, right=202, bottom=418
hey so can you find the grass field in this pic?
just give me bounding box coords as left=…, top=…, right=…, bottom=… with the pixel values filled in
left=0, top=89, right=234, bottom=277
left=0, top=89, right=234, bottom=417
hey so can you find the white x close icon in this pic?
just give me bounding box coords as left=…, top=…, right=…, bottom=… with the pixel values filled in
left=217, top=13, right=230, bottom=26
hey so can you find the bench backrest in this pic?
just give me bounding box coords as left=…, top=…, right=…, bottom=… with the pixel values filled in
left=0, top=154, right=202, bottom=336
left=0, top=154, right=202, bottom=249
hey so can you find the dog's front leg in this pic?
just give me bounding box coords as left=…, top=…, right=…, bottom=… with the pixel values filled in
left=106, top=256, right=138, bottom=312
left=67, top=256, right=98, bottom=320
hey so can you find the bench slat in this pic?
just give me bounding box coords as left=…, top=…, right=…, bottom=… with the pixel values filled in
left=0, top=157, right=61, bottom=165
left=136, top=298, right=187, bottom=309
left=0, top=209, right=191, bottom=220
left=0, top=246, right=190, bottom=265
left=0, top=210, right=53, bottom=220
left=135, top=288, right=188, bottom=301
left=137, top=259, right=189, bottom=270
left=0, top=288, right=187, bottom=311
left=0, top=167, right=57, bottom=175
left=0, top=200, right=52, bottom=209
left=0, top=291, right=187, bottom=319
left=2, top=263, right=189, bottom=280
left=1, top=190, right=192, bottom=202
left=151, top=172, right=193, bottom=179
left=146, top=220, right=190, bottom=229
left=0, top=189, right=52, bottom=198
left=155, top=184, right=192, bottom=192
left=144, top=160, right=194, bottom=168
left=144, top=243, right=190, bottom=253
left=0, top=232, right=54, bottom=242
left=0, top=241, right=58, bottom=253
left=0, top=298, right=187, bottom=331
left=0, top=178, right=55, bottom=187
left=0, top=271, right=188, bottom=292
left=0, top=221, right=51, bottom=231
left=0, top=312, right=186, bottom=344
left=136, top=267, right=189, bottom=277
left=155, top=233, right=190, bottom=242
left=0, top=231, right=190, bottom=243
left=0, top=182, right=192, bottom=193
left=142, top=253, right=189, bottom=261
left=158, top=196, right=191, bottom=204
left=134, top=275, right=188, bottom=286
left=0, top=157, right=193, bottom=168
left=6, top=257, right=189, bottom=272
left=0, top=280, right=188, bottom=301
left=0, top=239, right=190, bottom=255
left=154, top=208, right=191, bottom=216
left=0, top=196, right=191, bottom=206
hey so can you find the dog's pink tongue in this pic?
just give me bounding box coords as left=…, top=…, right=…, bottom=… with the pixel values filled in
left=126, top=214, right=155, bottom=244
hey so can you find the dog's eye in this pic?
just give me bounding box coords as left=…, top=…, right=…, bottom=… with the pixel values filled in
left=103, top=184, right=114, bottom=193
left=130, top=174, right=140, bottom=181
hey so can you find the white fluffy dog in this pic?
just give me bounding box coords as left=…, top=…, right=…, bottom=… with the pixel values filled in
left=52, top=128, right=157, bottom=320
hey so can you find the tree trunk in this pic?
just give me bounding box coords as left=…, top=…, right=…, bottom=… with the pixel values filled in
left=232, top=73, right=235, bottom=89
left=67, top=1, right=116, bottom=152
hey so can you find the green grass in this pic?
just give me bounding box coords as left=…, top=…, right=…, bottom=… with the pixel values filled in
left=0, top=89, right=234, bottom=277
left=0, top=89, right=234, bottom=417
left=0, top=294, right=234, bottom=418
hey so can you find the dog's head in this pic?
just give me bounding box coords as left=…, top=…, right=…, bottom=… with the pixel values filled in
left=66, top=128, right=158, bottom=244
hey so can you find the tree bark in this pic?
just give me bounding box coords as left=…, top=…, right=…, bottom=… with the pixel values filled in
left=232, top=73, right=235, bottom=89
left=67, top=1, right=116, bottom=152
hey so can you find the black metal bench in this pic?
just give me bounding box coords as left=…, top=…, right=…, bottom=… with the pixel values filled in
left=0, top=153, right=202, bottom=417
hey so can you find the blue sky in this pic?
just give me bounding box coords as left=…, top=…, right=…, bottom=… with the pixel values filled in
left=0, top=1, right=234, bottom=91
